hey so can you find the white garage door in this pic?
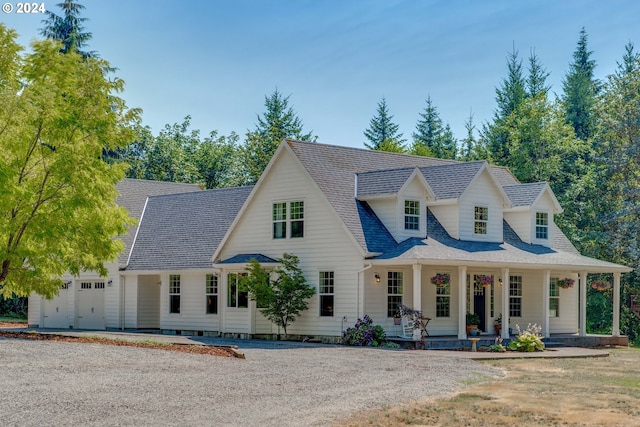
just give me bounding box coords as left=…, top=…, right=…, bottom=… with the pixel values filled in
left=42, top=284, right=70, bottom=328
left=77, top=281, right=105, bottom=330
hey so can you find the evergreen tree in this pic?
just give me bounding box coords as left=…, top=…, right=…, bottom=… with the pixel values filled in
left=363, top=97, right=405, bottom=150
left=241, top=89, right=314, bottom=184
left=526, top=49, right=551, bottom=98
left=459, top=110, right=484, bottom=161
left=40, top=0, right=95, bottom=58
left=411, top=96, right=456, bottom=159
left=562, top=27, right=597, bottom=141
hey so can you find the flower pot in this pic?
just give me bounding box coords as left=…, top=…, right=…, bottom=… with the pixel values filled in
left=393, top=317, right=401, bottom=325
left=466, top=325, right=478, bottom=335
left=494, top=324, right=502, bottom=335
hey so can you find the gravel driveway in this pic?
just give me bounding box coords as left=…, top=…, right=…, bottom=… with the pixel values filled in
left=0, top=339, right=501, bottom=426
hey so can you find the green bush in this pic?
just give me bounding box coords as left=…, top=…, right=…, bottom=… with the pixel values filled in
left=508, top=323, right=545, bottom=352
left=342, top=315, right=388, bottom=347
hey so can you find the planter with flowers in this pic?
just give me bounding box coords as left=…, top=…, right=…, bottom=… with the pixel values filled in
left=476, top=275, right=493, bottom=288
left=557, top=278, right=575, bottom=289
left=430, top=273, right=450, bottom=287
left=591, top=280, right=611, bottom=291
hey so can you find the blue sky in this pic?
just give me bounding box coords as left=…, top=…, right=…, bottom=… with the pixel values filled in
left=2, top=0, right=639, bottom=149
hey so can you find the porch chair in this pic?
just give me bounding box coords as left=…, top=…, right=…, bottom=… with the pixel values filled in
left=400, top=314, right=415, bottom=338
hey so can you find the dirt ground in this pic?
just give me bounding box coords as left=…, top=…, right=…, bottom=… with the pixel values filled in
left=339, top=347, right=640, bottom=426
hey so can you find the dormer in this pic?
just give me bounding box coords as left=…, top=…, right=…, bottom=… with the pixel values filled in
left=422, top=161, right=511, bottom=242
left=356, top=167, right=435, bottom=242
left=503, top=182, right=563, bottom=247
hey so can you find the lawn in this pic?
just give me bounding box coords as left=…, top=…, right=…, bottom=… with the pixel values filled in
left=339, top=347, right=640, bottom=426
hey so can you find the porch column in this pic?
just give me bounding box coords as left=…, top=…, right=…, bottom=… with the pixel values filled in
left=413, top=264, right=422, bottom=312
left=220, top=270, right=227, bottom=334
left=458, top=266, right=467, bottom=339
left=542, top=270, right=550, bottom=338
left=579, top=270, right=588, bottom=337
left=613, top=272, right=621, bottom=337
left=501, top=268, right=510, bottom=339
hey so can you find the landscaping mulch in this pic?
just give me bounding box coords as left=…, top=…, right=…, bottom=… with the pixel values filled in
left=0, top=330, right=243, bottom=358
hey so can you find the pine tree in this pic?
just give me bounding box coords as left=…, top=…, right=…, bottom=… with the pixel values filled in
left=363, top=97, right=405, bottom=150
left=39, top=0, right=95, bottom=58
left=527, top=49, right=551, bottom=98
left=241, top=89, right=314, bottom=184
left=562, top=27, right=597, bottom=141
left=411, top=96, right=456, bottom=159
left=459, top=110, right=484, bottom=161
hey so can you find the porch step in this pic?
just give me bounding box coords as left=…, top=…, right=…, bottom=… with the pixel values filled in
left=541, top=340, right=563, bottom=348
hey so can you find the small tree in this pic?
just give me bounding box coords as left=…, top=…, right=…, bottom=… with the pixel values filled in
left=244, top=253, right=315, bottom=336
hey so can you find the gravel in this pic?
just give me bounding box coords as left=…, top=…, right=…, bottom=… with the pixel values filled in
left=0, top=339, right=502, bottom=426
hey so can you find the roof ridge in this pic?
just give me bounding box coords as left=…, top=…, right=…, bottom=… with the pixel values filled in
left=147, top=186, right=254, bottom=199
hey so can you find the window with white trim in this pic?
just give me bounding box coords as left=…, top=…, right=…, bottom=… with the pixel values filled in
left=509, top=275, right=522, bottom=317
left=319, top=271, right=334, bottom=317
left=474, top=206, right=488, bottom=235
left=272, top=201, right=304, bottom=239
left=536, top=212, right=549, bottom=239
left=205, top=274, right=218, bottom=314
left=81, top=282, right=91, bottom=289
left=436, top=281, right=450, bottom=317
left=404, top=200, right=420, bottom=231
left=227, top=273, right=248, bottom=308
left=549, top=277, right=559, bottom=317
left=387, top=272, right=403, bottom=317
left=169, top=275, right=180, bottom=314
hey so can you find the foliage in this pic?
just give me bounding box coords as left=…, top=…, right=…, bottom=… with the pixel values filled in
left=363, top=97, right=405, bottom=150
left=411, top=96, right=456, bottom=159
left=39, top=0, right=95, bottom=58
left=557, top=278, right=575, bottom=289
left=494, top=313, right=502, bottom=325
left=243, top=253, right=315, bottom=335
left=0, top=25, right=136, bottom=297
left=240, top=89, right=315, bottom=184
left=487, top=337, right=506, bottom=352
left=0, top=295, right=27, bottom=317
left=508, top=323, right=545, bottom=352
left=458, top=110, right=485, bottom=161
left=430, top=273, right=450, bottom=286
left=475, top=275, right=493, bottom=287
left=341, top=315, right=388, bottom=347
left=466, top=312, right=480, bottom=325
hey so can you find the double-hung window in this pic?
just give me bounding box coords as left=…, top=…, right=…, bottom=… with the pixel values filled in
left=474, top=206, right=488, bottom=235
left=319, top=271, right=334, bottom=317
left=387, top=272, right=403, bottom=317
left=227, top=273, right=248, bottom=308
left=549, top=278, right=559, bottom=317
left=205, top=274, right=218, bottom=314
left=435, top=281, right=450, bottom=317
left=272, top=201, right=304, bottom=239
left=404, top=200, right=420, bottom=231
left=509, top=275, right=522, bottom=317
left=536, top=212, right=549, bottom=239
left=169, top=274, right=181, bottom=314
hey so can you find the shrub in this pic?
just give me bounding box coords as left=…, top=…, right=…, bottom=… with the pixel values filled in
left=508, top=323, right=545, bottom=352
left=342, top=315, right=388, bottom=347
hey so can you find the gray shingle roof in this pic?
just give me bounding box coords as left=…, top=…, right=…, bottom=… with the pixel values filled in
left=125, top=186, right=253, bottom=271
left=503, top=182, right=547, bottom=207
left=356, top=168, right=415, bottom=197
left=420, top=161, right=485, bottom=199
left=115, top=179, right=202, bottom=265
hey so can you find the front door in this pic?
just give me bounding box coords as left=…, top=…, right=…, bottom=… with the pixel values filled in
left=474, top=286, right=486, bottom=331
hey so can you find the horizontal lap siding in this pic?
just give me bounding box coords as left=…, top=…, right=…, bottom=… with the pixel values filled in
left=429, top=205, right=459, bottom=239
left=160, top=272, right=219, bottom=332
left=219, top=150, right=364, bottom=337
left=368, top=198, right=398, bottom=240
left=504, top=211, right=531, bottom=243
left=459, top=171, right=504, bottom=242
left=27, top=294, right=41, bottom=326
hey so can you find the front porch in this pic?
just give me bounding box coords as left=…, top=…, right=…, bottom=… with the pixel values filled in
left=388, top=333, right=629, bottom=350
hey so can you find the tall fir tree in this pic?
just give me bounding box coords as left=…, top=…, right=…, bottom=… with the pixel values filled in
left=241, top=89, right=314, bottom=184
left=459, top=110, right=484, bottom=161
left=363, top=97, right=405, bottom=150
left=411, top=96, right=456, bottom=159
left=526, top=49, right=551, bottom=97
left=39, top=0, right=95, bottom=58
left=562, top=27, right=597, bottom=142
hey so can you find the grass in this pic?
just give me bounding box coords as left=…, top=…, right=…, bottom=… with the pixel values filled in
left=0, top=314, right=27, bottom=323
left=338, top=347, right=640, bottom=426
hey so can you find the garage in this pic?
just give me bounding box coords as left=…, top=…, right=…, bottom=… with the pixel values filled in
left=77, top=281, right=105, bottom=330
left=41, top=284, right=70, bottom=328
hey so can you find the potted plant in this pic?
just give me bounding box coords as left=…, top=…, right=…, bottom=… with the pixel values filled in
left=494, top=313, right=502, bottom=335
left=430, top=273, right=450, bottom=287
left=466, top=312, right=480, bottom=335
left=393, top=310, right=402, bottom=325
left=557, top=278, right=575, bottom=289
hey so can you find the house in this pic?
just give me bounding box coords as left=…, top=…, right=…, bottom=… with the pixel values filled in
left=29, top=140, right=631, bottom=343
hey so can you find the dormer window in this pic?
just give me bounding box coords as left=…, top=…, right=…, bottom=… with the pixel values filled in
left=474, top=206, right=488, bottom=235
left=404, top=200, right=420, bottom=231
left=536, top=212, right=548, bottom=239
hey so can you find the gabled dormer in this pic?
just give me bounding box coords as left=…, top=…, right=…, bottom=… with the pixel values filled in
left=503, top=182, right=563, bottom=247
left=422, top=161, right=511, bottom=242
left=356, top=167, right=435, bottom=242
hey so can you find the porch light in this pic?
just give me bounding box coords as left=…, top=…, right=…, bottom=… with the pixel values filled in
left=498, top=277, right=503, bottom=286
left=374, top=273, right=381, bottom=283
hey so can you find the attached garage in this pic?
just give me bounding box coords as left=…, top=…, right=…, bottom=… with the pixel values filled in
left=41, top=284, right=70, bottom=328
left=77, top=281, right=106, bottom=330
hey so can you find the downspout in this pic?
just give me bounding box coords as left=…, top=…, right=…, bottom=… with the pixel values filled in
left=356, top=263, right=372, bottom=323
left=121, top=276, right=125, bottom=331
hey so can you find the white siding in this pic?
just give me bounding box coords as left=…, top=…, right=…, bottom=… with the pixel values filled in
left=218, top=149, right=364, bottom=337
left=420, top=267, right=460, bottom=336
left=123, top=275, right=138, bottom=329
left=459, top=170, right=504, bottom=242
left=159, top=271, right=220, bottom=332
left=531, top=193, right=556, bottom=247
left=364, top=268, right=414, bottom=333
left=368, top=198, right=398, bottom=239
left=27, top=293, right=40, bottom=326
left=429, top=205, right=459, bottom=238
left=397, top=177, right=428, bottom=241
left=137, top=275, right=160, bottom=328
left=504, top=211, right=531, bottom=243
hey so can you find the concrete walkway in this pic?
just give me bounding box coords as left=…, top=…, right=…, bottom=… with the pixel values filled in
left=0, top=326, right=611, bottom=359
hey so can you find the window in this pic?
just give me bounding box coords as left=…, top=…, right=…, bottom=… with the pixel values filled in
left=319, top=271, right=334, bottom=317
left=227, top=273, right=248, bottom=308
left=404, top=200, right=420, bottom=231
left=272, top=201, right=304, bottom=239
left=81, top=282, right=91, bottom=289
left=509, top=275, right=522, bottom=317
left=436, top=281, right=450, bottom=317
left=387, top=272, right=403, bottom=317
left=536, top=212, right=549, bottom=239
left=169, top=275, right=180, bottom=314
left=474, top=206, right=488, bottom=235
left=549, top=278, right=559, bottom=317
left=94, top=282, right=105, bottom=289
left=206, top=274, right=218, bottom=314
